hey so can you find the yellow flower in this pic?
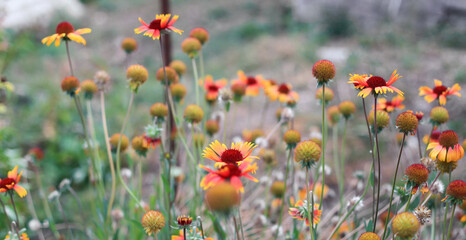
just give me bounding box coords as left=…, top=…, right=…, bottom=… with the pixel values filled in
left=41, top=22, right=91, bottom=47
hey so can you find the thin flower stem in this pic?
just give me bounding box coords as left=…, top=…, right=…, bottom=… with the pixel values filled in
left=442, top=202, right=450, bottom=240
left=86, top=100, right=105, bottom=196
left=192, top=58, right=200, bottom=106
left=431, top=206, right=436, bottom=240
left=101, top=92, right=117, bottom=224
left=0, top=198, right=13, bottom=233
left=405, top=192, right=413, bottom=212
left=361, top=98, right=376, bottom=221
left=339, top=120, right=348, bottom=214
left=199, top=49, right=205, bottom=80
left=416, top=127, right=422, bottom=158
left=232, top=216, right=240, bottom=240
left=382, top=133, right=406, bottom=239
left=274, top=148, right=293, bottom=240
left=446, top=204, right=456, bottom=240
left=8, top=192, right=20, bottom=229
left=423, top=125, right=434, bottom=157
left=223, top=107, right=228, bottom=143
left=115, top=92, right=143, bottom=210
left=327, top=162, right=374, bottom=240
left=237, top=204, right=245, bottom=240
left=306, top=168, right=315, bottom=240
left=320, top=85, right=326, bottom=210
left=65, top=41, right=74, bottom=76
left=11, top=221, right=20, bottom=240
left=33, top=166, right=59, bottom=238
left=183, top=228, right=187, bottom=240
left=373, top=95, right=381, bottom=232
left=265, top=119, right=285, bottom=142
left=198, top=216, right=206, bottom=239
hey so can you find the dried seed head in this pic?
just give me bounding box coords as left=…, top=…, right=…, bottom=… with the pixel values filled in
left=368, top=110, right=390, bottom=131
left=127, top=64, right=148, bottom=92
left=391, top=212, right=420, bottom=239
left=205, top=182, right=240, bottom=213
left=61, top=76, right=79, bottom=94
left=339, top=101, right=356, bottom=119
left=205, top=120, right=220, bottom=136
left=94, top=70, right=111, bottom=91
left=312, top=60, right=336, bottom=84
left=446, top=180, right=466, bottom=200
left=80, top=79, right=98, bottom=99
left=294, top=140, right=321, bottom=168
left=315, top=87, right=334, bottom=102
left=358, top=232, right=380, bottom=240
left=121, top=37, right=138, bottom=53
left=184, top=104, right=204, bottom=123
left=109, top=133, right=129, bottom=152
left=190, top=27, right=209, bottom=45
left=430, top=106, right=449, bottom=125
left=283, top=129, right=301, bottom=147
left=405, top=164, right=429, bottom=185
left=141, top=210, right=165, bottom=235
left=395, top=111, right=418, bottom=134
left=413, top=206, right=431, bottom=225
left=169, top=60, right=187, bottom=76
left=181, top=37, right=202, bottom=58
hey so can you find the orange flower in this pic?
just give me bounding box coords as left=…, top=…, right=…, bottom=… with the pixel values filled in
left=199, top=158, right=258, bottom=192
left=134, top=14, right=183, bottom=40
left=41, top=22, right=91, bottom=47
left=202, top=140, right=257, bottom=166
left=376, top=95, right=405, bottom=112
left=232, top=70, right=265, bottom=96
left=348, top=70, right=403, bottom=98
left=427, top=130, right=464, bottom=162
left=288, top=200, right=321, bottom=226
left=265, top=83, right=299, bottom=103
left=5, top=233, right=29, bottom=240
left=0, top=166, right=27, bottom=198
left=419, top=79, right=461, bottom=105
left=202, top=75, right=228, bottom=100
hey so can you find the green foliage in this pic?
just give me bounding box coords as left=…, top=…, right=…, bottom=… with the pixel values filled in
left=320, top=6, right=354, bottom=38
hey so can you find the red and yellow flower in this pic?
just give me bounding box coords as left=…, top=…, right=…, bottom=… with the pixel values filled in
left=134, top=14, right=183, bottom=40
left=41, top=22, right=91, bottom=47
left=427, top=130, right=464, bottom=162
left=419, top=79, right=461, bottom=105
left=202, top=75, right=228, bottom=100
left=348, top=70, right=403, bottom=98
left=265, top=83, right=299, bottom=103
left=232, top=70, right=265, bottom=96
left=199, top=158, right=258, bottom=192
left=288, top=200, right=321, bottom=226
left=202, top=140, right=258, bottom=166
left=0, top=166, right=27, bottom=198
left=376, top=95, right=405, bottom=112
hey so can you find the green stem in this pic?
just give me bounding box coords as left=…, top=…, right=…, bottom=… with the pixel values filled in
left=306, top=168, right=315, bottom=240
left=446, top=204, right=456, bottom=240
left=33, top=166, right=59, bottom=238
left=0, top=198, right=13, bottom=233
left=101, top=92, right=117, bottom=224
left=339, top=120, right=348, bottom=215
left=237, top=204, right=245, bottom=240
left=431, top=206, right=436, bottom=240
left=373, top=95, right=381, bottom=232
left=115, top=92, right=142, bottom=210
left=65, top=41, right=74, bottom=76
left=9, top=192, right=20, bottom=229
left=442, top=202, right=450, bottom=240
left=86, top=100, right=105, bottom=197
left=327, top=162, right=374, bottom=240
left=382, top=133, right=406, bottom=239
left=274, top=148, right=293, bottom=240
left=405, top=192, right=413, bottom=212
left=361, top=98, right=376, bottom=222
left=199, top=49, right=205, bottom=80
left=192, top=58, right=200, bottom=106
left=320, top=85, right=326, bottom=210
left=416, top=127, right=422, bottom=158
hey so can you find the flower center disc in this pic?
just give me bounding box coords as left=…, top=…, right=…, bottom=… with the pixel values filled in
left=56, top=22, right=75, bottom=34
left=278, top=84, right=290, bottom=94
left=438, top=130, right=458, bottom=148
left=0, top=178, right=15, bottom=189
left=149, top=19, right=162, bottom=30
left=246, top=77, right=257, bottom=86
left=208, top=85, right=219, bottom=92
left=433, top=85, right=448, bottom=95
left=366, top=76, right=387, bottom=88
left=218, top=164, right=241, bottom=178
left=430, top=131, right=441, bottom=141
left=221, top=149, right=244, bottom=164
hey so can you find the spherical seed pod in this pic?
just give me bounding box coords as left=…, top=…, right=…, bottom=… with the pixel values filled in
left=446, top=180, right=466, bottom=200
left=396, top=111, right=418, bottom=134
left=435, top=160, right=457, bottom=174
left=121, top=37, right=138, bottom=54
left=259, top=149, right=277, bottom=166
left=94, top=70, right=111, bottom=91
left=127, top=64, right=148, bottom=92
left=358, top=232, right=380, bottom=240
left=192, top=133, right=205, bottom=148
left=339, top=101, right=356, bottom=119
left=80, top=80, right=98, bottom=99
left=327, top=105, right=341, bottom=126
left=430, top=106, right=449, bottom=125
left=109, top=133, right=129, bottom=152
left=170, top=83, right=187, bottom=102
left=132, top=135, right=148, bottom=155
left=184, top=104, right=204, bottom=124
left=315, top=87, right=334, bottom=102
left=205, top=120, right=220, bottom=136
left=141, top=210, right=165, bottom=236
left=231, top=82, right=247, bottom=102
left=150, top=103, right=168, bottom=118
left=56, top=21, right=75, bottom=35
left=294, top=140, right=321, bottom=168
left=205, top=182, right=240, bottom=213
left=181, top=37, right=202, bottom=58
left=368, top=110, right=390, bottom=131
left=61, top=76, right=80, bottom=94
left=189, top=27, right=209, bottom=45
left=156, top=66, right=179, bottom=84
left=283, top=130, right=301, bottom=147
left=312, top=60, right=336, bottom=84
left=391, top=212, right=420, bottom=239
left=438, top=130, right=459, bottom=149
left=405, top=164, right=429, bottom=186
left=270, top=181, right=286, bottom=198
left=169, top=60, right=187, bottom=76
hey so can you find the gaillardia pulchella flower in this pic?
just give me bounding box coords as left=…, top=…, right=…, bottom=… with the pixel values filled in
left=288, top=200, right=321, bottom=226
left=348, top=70, right=403, bottom=98
left=202, top=140, right=257, bottom=165
left=141, top=210, right=165, bottom=235
left=294, top=140, right=321, bottom=169
left=232, top=70, right=265, bottom=96
left=0, top=166, right=27, bottom=198
left=419, top=79, right=461, bottom=105
left=134, top=14, right=183, bottom=40
left=312, top=59, right=335, bottom=85
left=42, top=21, right=91, bottom=47
left=427, top=130, right=464, bottom=162
left=376, top=94, right=405, bottom=112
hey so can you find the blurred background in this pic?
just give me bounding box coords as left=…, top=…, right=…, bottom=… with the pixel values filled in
left=0, top=0, right=465, bottom=235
